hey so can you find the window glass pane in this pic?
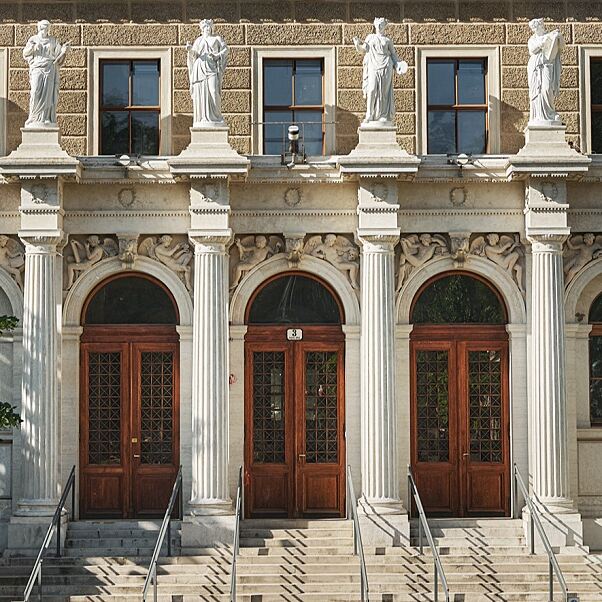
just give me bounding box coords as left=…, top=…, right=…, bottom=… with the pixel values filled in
left=101, top=111, right=129, bottom=155
left=102, top=62, right=129, bottom=106
left=592, top=112, right=602, bottom=154
left=590, top=336, right=602, bottom=423
left=589, top=293, right=602, bottom=322
left=591, top=60, right=602, bottom=105
left=248, top=275, right=341, bottom=324
left=427, top=110, right=456, bottom=154
left=132, top=111, right=159, bottom=155
left=294, top=60, right=322, bottom=106
left=412, top=275, right=505, bottom=324
left=85, top=276, right=177, bottom=324
left=427, top=60, right=455, bottom=105
left=132, top=61, right=159, bottom=106
left=457, top=60, right=486, bottom=105
left=458, top=110, right=487, bottom=154
left=264, top=60, right=293, bottom=106
left=264, top=109, right=292, bottom=154
left=295, top=110, right=323, bottom=155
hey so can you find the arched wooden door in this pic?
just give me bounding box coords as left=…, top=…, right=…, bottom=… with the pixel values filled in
left=244, top=274, right=346, bottom=518
left=410, top=273, right=511, bottom=517
left=79, top=274, right=180, bottom=519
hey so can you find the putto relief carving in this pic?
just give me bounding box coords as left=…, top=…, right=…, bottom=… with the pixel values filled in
left=0, top=235, right=25, bottom=290
left=230, top=235, right=284, bottom=291
left=469, top=234, right=525, bottom=294
left=396, top=234, right=448, bottom=292
left=564, top=233, right=602, bottom=284
left=65, top=236, right=118, bottom=290
left=304, top=235, right=359, bottom=290
left=139, top=235, right=193, bottom=292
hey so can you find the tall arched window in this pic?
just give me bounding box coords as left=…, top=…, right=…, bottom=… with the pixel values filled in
left=589, top=294, right=602, bottom=425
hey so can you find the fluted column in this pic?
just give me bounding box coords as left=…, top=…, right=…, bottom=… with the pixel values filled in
left=359, top=235, right=401, bottom=509
left=529, top=234, right=572, bottom=509
left=189, top=234, right=232, bottom=513
left=16, top=235, right=62, bottom=516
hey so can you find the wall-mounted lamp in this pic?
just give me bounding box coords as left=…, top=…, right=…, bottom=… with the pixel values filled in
left=114, top=154, right=142, bottom=168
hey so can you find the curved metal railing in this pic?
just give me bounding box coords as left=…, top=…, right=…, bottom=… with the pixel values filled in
left=408, top=466, right=450, bottom=602
left=142, top=465, right=183, bottom=602
left=513, top=464, right=578, bottom=602
left=22, top=465, right=76, bottom=601
left=347, top=466, right=369, bottom=602
left=230, top=466, right=243, bottom=601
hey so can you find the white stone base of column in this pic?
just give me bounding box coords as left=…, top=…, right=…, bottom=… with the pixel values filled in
left=181, top=514, right=236, bottom=550
left=6, top=513, right=68, bottom=556
left=14, top=498, right=58, bottom=517
left=358, top=497, right=409, bottom=547
left=521, top=506, right=585, bottom=551
left=188, top=499, right=233, bottom=516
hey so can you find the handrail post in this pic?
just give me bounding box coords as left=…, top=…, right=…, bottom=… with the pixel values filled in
left=56, top=514, right=61, bottom=557
left=530, top=512, right=535, bottom=554
left=38, top=560, right=42, bottom=602
left=434, top=561, right=438, bottom=602
left=549, top=561, right=553, bottom=602
left=418, top=518, right=423, bottom=554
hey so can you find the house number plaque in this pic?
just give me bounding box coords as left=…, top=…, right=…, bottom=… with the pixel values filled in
left=286, top=328, right=303, bottom=341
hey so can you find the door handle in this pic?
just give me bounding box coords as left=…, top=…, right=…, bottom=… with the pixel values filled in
left=298, top=454, right=306, bottom=461
left=133, top=454, right=141, bottom=458
left=462, top=453, right=469, bottom=459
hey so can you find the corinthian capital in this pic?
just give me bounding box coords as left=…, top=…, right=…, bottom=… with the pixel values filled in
left=358, top=233, right=399, bottom=253
left=527, top=232, right=568, bottom=253
left=19, top=232, right=64, bottom=252
left=189, top=230, right=233, bottom=254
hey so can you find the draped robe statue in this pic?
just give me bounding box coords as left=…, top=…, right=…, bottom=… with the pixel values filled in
left=353, top=17, right=408, bottom=124
left=186, top=19, right=228, bottom=127
left=527, top=18, right=564, bottom=125
left=23, top=20, right=70, bottom=128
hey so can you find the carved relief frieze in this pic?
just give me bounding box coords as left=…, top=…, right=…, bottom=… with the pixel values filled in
left=396, top=234, right=448, bottom=292
left=64, top=235, right=119, bottom=290
left=139, top=235, right=193, bottom=292
left=117, top=233, right=139, bottom=269
left=563, top=233, right=602, bottom=285
left=230, top=235, right=284, bottom=291
left=0, top=235, right=25, bottom=290
left=303, top=234, right=359, bottom=290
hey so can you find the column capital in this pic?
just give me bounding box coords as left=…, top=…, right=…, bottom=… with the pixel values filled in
left=527, top=232, right=568, bottom=253
left=189, top=230, right=233, bottom=252
left=358, top=232, right=399, bottom=252
left=18, top=232, right=64, bottom=252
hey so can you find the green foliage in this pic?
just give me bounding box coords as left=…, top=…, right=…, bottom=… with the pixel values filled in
left=0, top=315, right=21, bottom=429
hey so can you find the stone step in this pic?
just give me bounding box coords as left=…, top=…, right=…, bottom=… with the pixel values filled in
left=239, top=518, right=351, bottom=529
left=239, top=536, right=355, bottom=548
left=411, top=526, right=525, bottom=537
left=67, top=520, right=171, bottom=531
left=412, top=536, right=527, bottom=546
left=64, top=537, right=175, bottom=548
left=239, top=527, right=353, bottom=538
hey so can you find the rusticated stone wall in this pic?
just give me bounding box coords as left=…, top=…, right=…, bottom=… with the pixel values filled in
left=1, top=0, right=600, bottom=155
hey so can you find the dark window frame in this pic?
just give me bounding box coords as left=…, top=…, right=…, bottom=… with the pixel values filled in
left=590, top=293, right=602, bottom=425
left=262, top=58, right=326, bottom=155
left=426, top=57, right=489, bottom=155
left=590, top=58, right=602, bottom=154
left=99, top=59, right=161, bottom=156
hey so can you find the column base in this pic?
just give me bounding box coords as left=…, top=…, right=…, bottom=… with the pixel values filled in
left=181, top=513, right=236, bottom=550
left=358, top=497, right=409, bottom=547
left=6, top=513, right=67, bottom=557
left=187, top=498, right=233, bottom=516
left=522, top=504, right=585, bottom=550
left=14, top=498, right=59, bottom=517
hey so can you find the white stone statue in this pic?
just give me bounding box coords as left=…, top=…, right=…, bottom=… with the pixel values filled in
left=140, top=235, right=193, bottom=291
left=0, top=235, right=25, bottom=290
left=527, top=18, right=564, bottom=125
left=470, top=234, right=525, bottom=294
left=396, top=234, right=448, bottom=292
left=186, top=19, right=228, bottom=127
left=66, top=236, right=118, bottom=290
left=230, top=235, right=283, bottom=290
left=23, top=20, right=70, bottom=128
left=564, top=233, right=602, bottom=283
left=304, top=234, right=360, bottom=290
left=353, top=17, right=408, bottom=125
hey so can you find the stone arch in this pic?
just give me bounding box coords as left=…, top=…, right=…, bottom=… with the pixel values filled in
left=0, top=270, right=23, bottom=319
left=63, top=256, right=193, bottom=327
left=230, top=255, right=361, bottom=326
left=565, top=258, right=602, bottom=322
left=395, top=255, right=526, bottom=325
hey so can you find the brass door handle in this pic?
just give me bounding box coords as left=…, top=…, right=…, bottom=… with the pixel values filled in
left=298, top=454, right=306, bottom=460
left=133, top=454, right=141, bottom=458
left=462, top=453, right=469, bottom=458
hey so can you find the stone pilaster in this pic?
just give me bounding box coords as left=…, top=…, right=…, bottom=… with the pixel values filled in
left=359, top=234, right=400, bottom=508
left=188, top=233, right=232, bottom=515
left=15, top=234, right=63, bottom=516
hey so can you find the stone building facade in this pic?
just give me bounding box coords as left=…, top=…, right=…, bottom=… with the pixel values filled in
left=0, top=0, right=602, bottom=553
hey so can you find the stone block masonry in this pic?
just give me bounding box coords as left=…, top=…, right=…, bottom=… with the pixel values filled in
left=0, top=1, right=597, bottom=155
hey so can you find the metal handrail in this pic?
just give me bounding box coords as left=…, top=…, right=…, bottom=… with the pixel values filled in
left=22, top=465, right=76, bottom=602
left=142, top=465, right=183, bottom=602
left=346, top=466, right=369, bottom=602
left=407, top=466, right=450, bottom=602
left=230, top=466, right=243, bottom=602
left=513, top=464, right=578, bottom=602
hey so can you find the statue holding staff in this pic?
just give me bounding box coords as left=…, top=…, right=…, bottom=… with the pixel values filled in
left=186, top=19, right=228, bottom=127
left=23, top=20, right=70, bottom=128
left=527, top=18, right=565, bottom=125
left=353, top=17, right=408, bottom=125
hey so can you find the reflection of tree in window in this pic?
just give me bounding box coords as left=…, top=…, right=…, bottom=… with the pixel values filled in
left=589, top=293, right=602, bottom=424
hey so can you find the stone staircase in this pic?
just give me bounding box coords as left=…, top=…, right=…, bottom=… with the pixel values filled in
left=0, top=517, right=600, bottom=600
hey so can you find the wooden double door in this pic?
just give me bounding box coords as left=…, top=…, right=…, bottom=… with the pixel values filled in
left=411, top=326, right=510, bottom=517
left=80, top=326, right=180, bottom=518
left=245, top=326, right=346, bottom=518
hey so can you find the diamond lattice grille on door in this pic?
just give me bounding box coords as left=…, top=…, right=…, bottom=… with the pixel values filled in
left=140, top=351, right=174, bottom=465
left=88, top=352, right=121, bottom=465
